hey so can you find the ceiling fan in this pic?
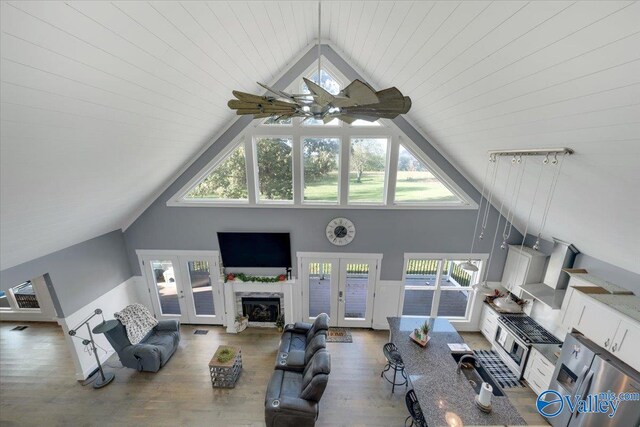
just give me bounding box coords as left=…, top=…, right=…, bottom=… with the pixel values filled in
left=227, top=3, right=411, bottom=125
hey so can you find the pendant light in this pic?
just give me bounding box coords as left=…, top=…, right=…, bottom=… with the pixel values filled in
left=460, top=154, right=495, bottom=272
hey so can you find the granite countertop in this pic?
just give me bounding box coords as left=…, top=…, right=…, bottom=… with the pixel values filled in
left=387, top=317, right=526, bottom=427
left=588, top=294, right=640, bottom=323
left=568, top=272, right=633, bottom=295
left=531, top=343, right=562, bottom=365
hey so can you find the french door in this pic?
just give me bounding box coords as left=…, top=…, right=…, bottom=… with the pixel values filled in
left=300, top=254, right=380, bottom=328
left=139, top=251, right=224, bottom=325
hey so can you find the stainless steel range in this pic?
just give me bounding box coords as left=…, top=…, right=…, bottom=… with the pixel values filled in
left=494, top=314, right=562, bottom=378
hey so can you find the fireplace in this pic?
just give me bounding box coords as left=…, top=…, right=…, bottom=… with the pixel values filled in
left=242, top=297, right=281, bottom=322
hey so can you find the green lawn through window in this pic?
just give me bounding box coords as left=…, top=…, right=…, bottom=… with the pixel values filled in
left=303, top=171, right=460, bottom=203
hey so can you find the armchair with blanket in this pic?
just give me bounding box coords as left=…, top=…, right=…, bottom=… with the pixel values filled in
left=103, top=303, right=180, bottom=373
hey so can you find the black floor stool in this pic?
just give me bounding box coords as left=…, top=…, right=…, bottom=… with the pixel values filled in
left=404, top=389, right=428, bottom=427
left=380, top=342, right=407, bottom=393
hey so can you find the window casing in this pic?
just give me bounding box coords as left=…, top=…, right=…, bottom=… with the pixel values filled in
left=401, top=255, right=484, bottom=320
left=170, top=64, right=472, bottom=209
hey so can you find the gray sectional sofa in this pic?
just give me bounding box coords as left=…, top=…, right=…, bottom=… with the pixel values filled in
left=265, top=314, right=331, bottom=427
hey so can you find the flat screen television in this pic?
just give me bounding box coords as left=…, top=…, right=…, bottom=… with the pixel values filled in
left=217, top=232, right=291, bottom=268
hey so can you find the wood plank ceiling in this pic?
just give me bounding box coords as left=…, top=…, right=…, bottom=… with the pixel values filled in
left=1, top=1, right=639, bottom=273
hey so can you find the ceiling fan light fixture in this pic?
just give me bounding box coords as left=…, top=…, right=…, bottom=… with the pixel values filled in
left=226, top=2, right=411, bottom=124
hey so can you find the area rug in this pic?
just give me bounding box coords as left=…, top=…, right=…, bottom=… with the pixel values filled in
left=326, top=328, right=353, bottom=343
left=473, top=350, right=524, bottom=389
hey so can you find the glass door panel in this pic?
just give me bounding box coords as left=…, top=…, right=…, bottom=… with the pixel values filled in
left=338, top=259, right=377, bottom=327
left=343, top=263, right=369, bottom=319
left=151, top=259, right=180, bottom=315
left=186, top=261, right=215, bottom=316
left=308, top=262, right=332, bottom=318
left=144, top=257, right=188, bottom=322
left=302, top=259, right=339, bottom=326
left=180, top=256, right=224, bottom=325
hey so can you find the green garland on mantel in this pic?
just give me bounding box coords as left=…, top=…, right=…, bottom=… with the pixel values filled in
left=224, top=272, right=286, bottom=283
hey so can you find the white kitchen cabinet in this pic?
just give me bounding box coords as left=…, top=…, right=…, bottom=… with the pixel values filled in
left=480, top=304, right=499, bottom=342
left=610, top=316, right=640, bottom=367
left=501, top=245, right=547, bottom=298
left=524, top=348, right=555, bottom=395
left=562, top=289, right=640, bottom=371
left=575, top=296, right=621, bottom=351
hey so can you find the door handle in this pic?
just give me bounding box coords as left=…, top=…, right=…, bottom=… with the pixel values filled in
left=574, top=370, right=595, bottom=419
left=604, top=338, right=610, bottom=348
left=338, top=290, right=344, bottom=302
left=612, top=343, right=618, bottom=352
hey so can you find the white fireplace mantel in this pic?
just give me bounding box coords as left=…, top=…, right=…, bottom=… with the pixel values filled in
left=223, top=280, right=295, bottom=333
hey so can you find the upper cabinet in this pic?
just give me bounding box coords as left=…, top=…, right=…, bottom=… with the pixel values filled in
left=501, top=245, right=547, bottom=298
left=560, top=276, right=640, bottom=372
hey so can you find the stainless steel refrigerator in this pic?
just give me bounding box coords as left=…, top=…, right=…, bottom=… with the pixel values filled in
left=544, top=333, right=640, bottom=427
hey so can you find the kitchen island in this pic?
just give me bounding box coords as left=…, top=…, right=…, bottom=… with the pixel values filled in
left=388, top=316, right=526, bottom=426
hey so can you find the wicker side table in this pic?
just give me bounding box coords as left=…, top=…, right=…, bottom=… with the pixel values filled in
left=209, top=345, right=242, bottom=388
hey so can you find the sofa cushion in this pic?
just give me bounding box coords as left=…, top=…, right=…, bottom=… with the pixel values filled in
left=300, top=350, right=330, bottom=402
left=305, top=313, right=329, bottom=343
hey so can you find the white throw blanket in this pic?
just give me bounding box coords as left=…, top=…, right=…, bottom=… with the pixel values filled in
left=114, top=303, right=158, bottom=345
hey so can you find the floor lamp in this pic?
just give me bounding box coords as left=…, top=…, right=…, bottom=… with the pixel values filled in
left=68, top=309, right=115, bottom=389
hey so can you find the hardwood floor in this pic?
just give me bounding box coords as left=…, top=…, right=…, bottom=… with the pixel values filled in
left=0, top=322, right=405, bottom=426
left=0, top=322, right=546, bottom=426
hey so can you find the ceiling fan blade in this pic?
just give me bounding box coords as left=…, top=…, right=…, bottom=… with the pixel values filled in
left=302, top=78, right=334, bottom=106
left=336, top=115, right=357, bottom=124
left=232, top=90, right=271, bottom=103
left=334, top=79, right=379, bottom=107
left=256, top=82, right=298, bottom=101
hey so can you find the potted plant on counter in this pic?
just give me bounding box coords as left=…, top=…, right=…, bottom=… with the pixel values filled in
left=275, top=313, right=285, bottom=332
left=410, top=320, right=431, bottom=347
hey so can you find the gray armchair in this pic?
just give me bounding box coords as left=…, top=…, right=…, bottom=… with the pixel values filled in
left=103, top=319, right=180, bottom=373
left=265, top=349, right=331, bottom=427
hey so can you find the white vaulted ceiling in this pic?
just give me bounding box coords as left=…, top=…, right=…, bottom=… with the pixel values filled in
left=1, top=1, right=639, bottom=273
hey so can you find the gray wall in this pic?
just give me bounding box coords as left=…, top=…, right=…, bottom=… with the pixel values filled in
left=0, top=230, right=133, bottom=317
left=524, top=234, right=639, bottom=294
left=124, top=45, right=523, bottom=282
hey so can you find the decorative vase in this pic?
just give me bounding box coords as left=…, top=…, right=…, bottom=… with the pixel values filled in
left=234, top=317, right=248, bottom=333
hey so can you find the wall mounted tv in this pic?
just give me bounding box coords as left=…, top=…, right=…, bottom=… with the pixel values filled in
left=217, top=232, right=291, bottom=268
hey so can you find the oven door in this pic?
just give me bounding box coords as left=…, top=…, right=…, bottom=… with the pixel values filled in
left=493, top=324, right=529, bottom=378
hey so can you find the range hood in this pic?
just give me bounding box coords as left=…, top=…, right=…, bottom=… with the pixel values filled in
left=521, top=238, right=579, bottom=309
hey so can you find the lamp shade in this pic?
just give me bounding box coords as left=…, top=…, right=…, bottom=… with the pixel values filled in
left=460, top=260, right=479, bottom=272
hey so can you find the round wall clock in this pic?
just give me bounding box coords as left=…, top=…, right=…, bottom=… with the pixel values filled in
left=326, top=218, right=356, bottom=246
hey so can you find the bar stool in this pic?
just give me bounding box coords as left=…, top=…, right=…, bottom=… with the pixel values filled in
left=404, top=389, right=428, bottom=427
left=380, top=342, right=407, bottom=393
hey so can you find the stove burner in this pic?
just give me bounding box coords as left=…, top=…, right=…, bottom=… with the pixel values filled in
left=499, top=314, right=562, bottom=345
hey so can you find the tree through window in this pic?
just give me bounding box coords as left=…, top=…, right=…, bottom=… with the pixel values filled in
left=255, top=137, right=293, bottom=202
left=186, top=144, right=248, bottom=200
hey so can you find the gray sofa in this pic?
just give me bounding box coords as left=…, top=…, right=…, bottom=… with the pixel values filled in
left=278, top=313, right=329, bottom=354
left=265, top=349, right=331, bottom=427
left=103, top=319, right=180, bottom=372
left=276, top=333, right=326, bottom=372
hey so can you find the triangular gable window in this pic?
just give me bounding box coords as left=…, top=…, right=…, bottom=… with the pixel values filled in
left=185, top=144, right=248, bottom=201
left=394, top=144, right=461, bottom=204
left=170, top=57, right=473, bottom=209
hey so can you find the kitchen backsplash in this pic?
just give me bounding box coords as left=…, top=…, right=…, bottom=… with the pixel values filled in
left=524, top=299, right=566, bottom=341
